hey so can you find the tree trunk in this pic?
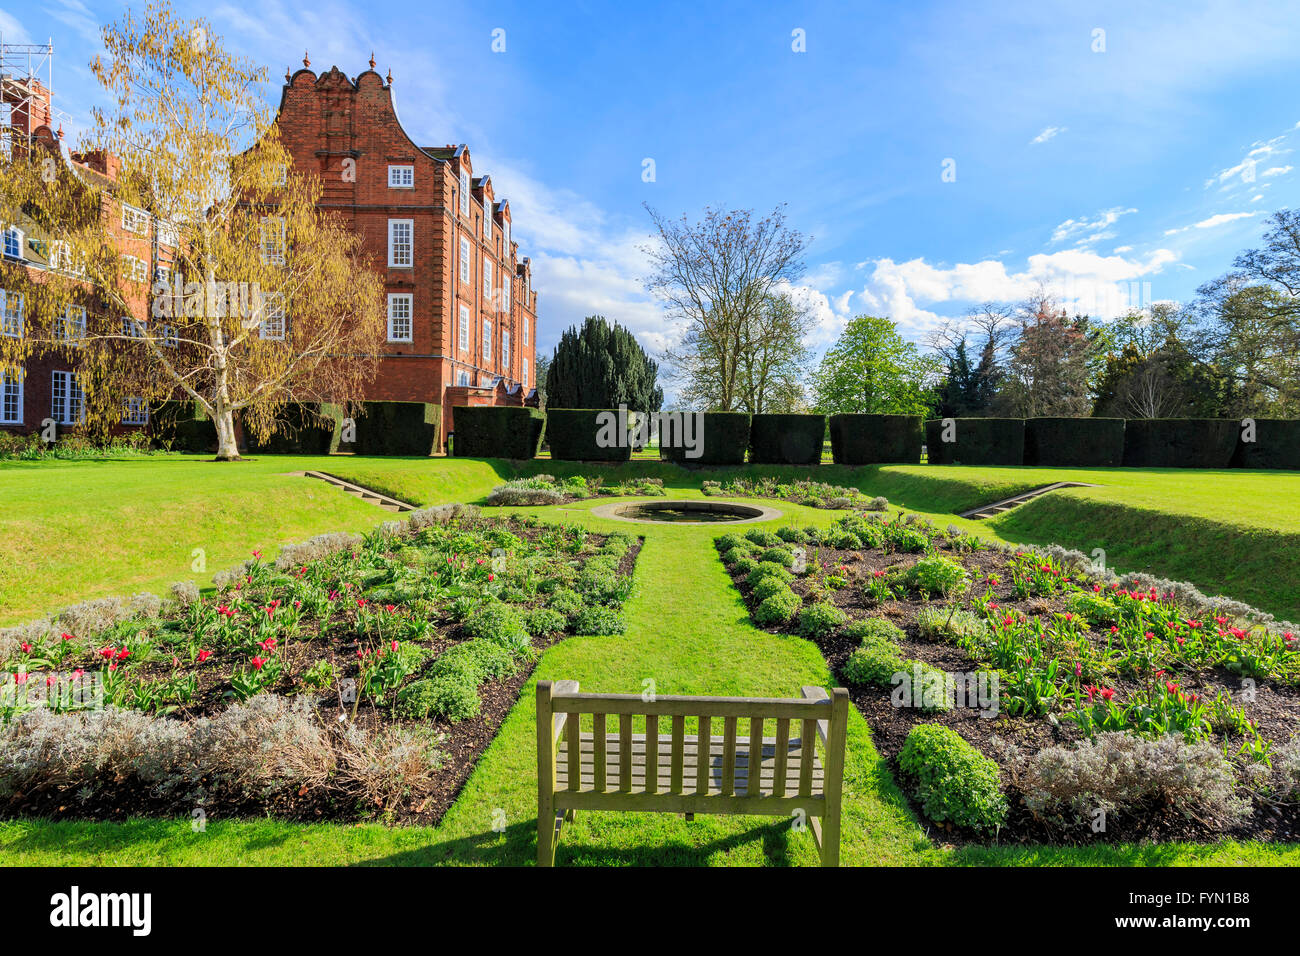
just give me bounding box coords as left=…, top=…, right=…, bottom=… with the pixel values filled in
left=214, top=406, right=241, bottom=461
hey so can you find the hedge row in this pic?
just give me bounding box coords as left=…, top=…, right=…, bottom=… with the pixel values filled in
left=660, top=411, right=750, bottom=466
left=829, top=414, right=923, bottom=465
left=925, top=418, right=1025, bottom=466
left=749, top=414, right=826, bottom=465
left=545, top=408, right=631, bottom=462
left=1121, top=419, right=1238, bottom=469
left=451, top=406, right=545, bottom=460
left=337, top=402, right=441, bottom=457
left=1024, top=417, right=1125, bottom=467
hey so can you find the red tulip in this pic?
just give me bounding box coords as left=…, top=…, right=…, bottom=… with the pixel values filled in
left=197, top=650, right=212, bottom=663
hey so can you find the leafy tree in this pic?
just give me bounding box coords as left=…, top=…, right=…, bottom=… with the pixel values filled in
left=544, top=315, right=662, bottom=410
left=995, top=290, right=1096, bottom=417
left=811, top=315, right=939, bottom=416
left=0, top=2, right=385, bottom=460
left=734, top=293, right=812, bottom=413
left=644, top=203, right=807, bottom=410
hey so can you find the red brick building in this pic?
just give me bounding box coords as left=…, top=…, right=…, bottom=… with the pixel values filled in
left=1, top=76, right=173, bottom=439
left=274, top=59, right=539, bottom=442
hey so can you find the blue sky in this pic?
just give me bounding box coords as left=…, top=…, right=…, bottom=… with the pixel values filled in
left=6, top=0, right=1300, bottom=379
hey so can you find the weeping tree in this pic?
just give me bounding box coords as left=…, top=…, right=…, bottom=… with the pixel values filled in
left=0, top=0, right=384, bottom=460
left=544, top=315, right=663, bottom=410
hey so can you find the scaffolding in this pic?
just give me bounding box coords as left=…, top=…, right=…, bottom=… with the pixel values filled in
left=0, top=35, right=71, bottom=159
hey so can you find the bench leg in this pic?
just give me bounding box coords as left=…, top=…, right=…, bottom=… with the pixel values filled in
left=683, top=812, right=695, bottom=822
left=537, top=807, right=553, bottom=867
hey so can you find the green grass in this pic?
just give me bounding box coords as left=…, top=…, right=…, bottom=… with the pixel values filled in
left=3, top=454, right=1299, bottom=866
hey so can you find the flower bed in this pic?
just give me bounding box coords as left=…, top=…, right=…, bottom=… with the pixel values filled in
left=702, top=477, right=887, bottom=511
left=486, top=473, right=665, bottom=506
left=0, top=506, right=641, bottom=826
left=716, top=514, right=1300, bottom=844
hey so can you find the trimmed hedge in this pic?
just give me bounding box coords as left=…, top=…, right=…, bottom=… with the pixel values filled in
left=1024, top=417, right=1125, bottom=467
left=1233, top=419, right=1300, bottom=470
left=148, top=400, right=216, bottom=454
left=451, top=406, right=545, bottom=460
left=748, top=413, right=826, bottom=465
left=898, top=724, right=1007, bottom=832
left=1122, top=418, right=1237, bottom=468
left=925, top=418, right=1024, bottom=466
left=244, top=403, right=336, bottom=454
left=829, top=414, right=923, bottom=465
left=546, top=408, right=633, bottom=461
left=661, top=411, right=751, bottom=465
left=341, top=402, right=440, bottom=456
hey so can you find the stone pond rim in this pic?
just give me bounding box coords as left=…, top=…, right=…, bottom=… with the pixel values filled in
left=589, top=499, right=783, bottom=525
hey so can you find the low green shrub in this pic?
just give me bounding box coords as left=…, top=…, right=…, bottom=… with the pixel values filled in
left=754, top=588, right=802, bottom=626
left=1067, top=591, right=1121, bottom=626
left=525, top=607, right=568, bottom=636
left=548, top=588, right=583, bottom=617
left=760, top=546, right=795, bottom=567
left=843, top=617, right=906, bottom=647
left=842, top=642, right=906, bottom=687
left=903, top=555, right=970, bottom=598
left=898, top=724, right=1007, bottom=832
left=747, top=562, right=794, bottom=588
left=722, top=546, right=751, bottom=566
left=396, top=673, right=481, bottom=722
left=916, top=606, right=989, bottom=647
left=776, top=526, right=806, bottom=543
left=732, top=555, right=759, bottom=576
left=462, top=601, right=530, bottom=648
left=572, top=605, right=626, bottom=636
left=744, top=528, right=783, bottom=548
left=428, top=639, right=519, bottom=683
left=798, top=601, right=848, bottom=639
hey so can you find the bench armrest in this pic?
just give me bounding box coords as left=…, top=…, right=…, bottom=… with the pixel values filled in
left=800, top=685, right=831, bottom=746
left=546, top=679, right=581, bottom=744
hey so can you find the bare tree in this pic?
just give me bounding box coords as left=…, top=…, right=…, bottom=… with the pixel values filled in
left=643, top=204, right=807, bottom=410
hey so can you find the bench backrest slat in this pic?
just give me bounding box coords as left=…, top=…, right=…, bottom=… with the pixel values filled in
left=748, top=717, right=764, bottom=797
left=773, top=717, right=790, bottom=797
left=696, top=715, right=711, bottom=795
left=670, top=715, right=685, bottom=794
left=551, top=692, right=831, bottom=721
left=593, top=712, right=607, bottom=792
left=799, top=717, right=816, bottom=797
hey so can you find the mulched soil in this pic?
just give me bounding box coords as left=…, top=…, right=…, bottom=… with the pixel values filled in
left=2, top=531, right=643, bottom=829
left=723, top=539, right=1300, bottom=847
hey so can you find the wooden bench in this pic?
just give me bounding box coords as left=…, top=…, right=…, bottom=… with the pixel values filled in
left=536, top=680, right=850, bottom=866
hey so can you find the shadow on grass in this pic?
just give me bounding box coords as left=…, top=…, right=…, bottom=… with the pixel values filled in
left=353, top=817, right=801, bottom=868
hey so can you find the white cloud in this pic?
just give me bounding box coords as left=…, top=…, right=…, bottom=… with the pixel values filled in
left=0, top=10, right=32, bottom=45
left=1261, top=165, right=1293, bottom=177
left=853, top=248, right=1179, bottom=339
left=1113, top=245, right=1133, bottom=254
left=1050, top=207, right=1137, bottom=245
left=1251, top=193, right=1265, bottom=202
left=1165, top=210, right=1259, bottom=234
left=1030, top=125, right=1066, bottom=145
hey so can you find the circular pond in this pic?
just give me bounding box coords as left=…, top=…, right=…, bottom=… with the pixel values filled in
left=590, top=499, right=782, bottom=525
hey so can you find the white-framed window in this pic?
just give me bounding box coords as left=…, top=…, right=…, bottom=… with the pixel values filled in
left=484, top=203, right=492, bottom=240
left=456, top=369, right=470, bottom=386
left=58, top=305, right=86, bottom=343
left=459, top=169, right=470, bottom=215
left=157, top=219, right=178, bottom=248
left=387, top=293, right=412, bottom=342
left=458, top=304, right=470, bottom=353
left=459, top=236, right=471, bottom=283
left=162, top=325, right=178, bottom=348
left=483, top=259, right=493, bottom=300
left=50, top=240, right=81, bottom=275
left=122, top=397, right=148, bottom=425
left=502, top=331, right=510, bottom=370
left=0, top=368, right=22, bottom=424
left=388, top=164, right=414, bottom=188
left=122, top=255, right=149, bottom=283
left=502, top=277, right=510, bottom=312
left=503, top=219, right=510, bottom=256
left=156, top=264, right=171, bottom=284
left=121, top=203, right=150, bottom=235
left=122, top=317, right=144, bottom=338
left=273, top=164, right=288, bottom=187
left=260, top=217, right=286, bottom=265
left=483, top=319, right=493, bottom=362
left=260, top=293, right=286, bottom=340
left=388, top=219, right=413, bottom=268
left=2, top=225, right=23, bottom=260
left=0, top=290, right=23, bottom=337
left=523, top=318, right=529, bottom=347
left=522, top=359, right=528, bottom=388
left=51, top=370, right=83, bottom=425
